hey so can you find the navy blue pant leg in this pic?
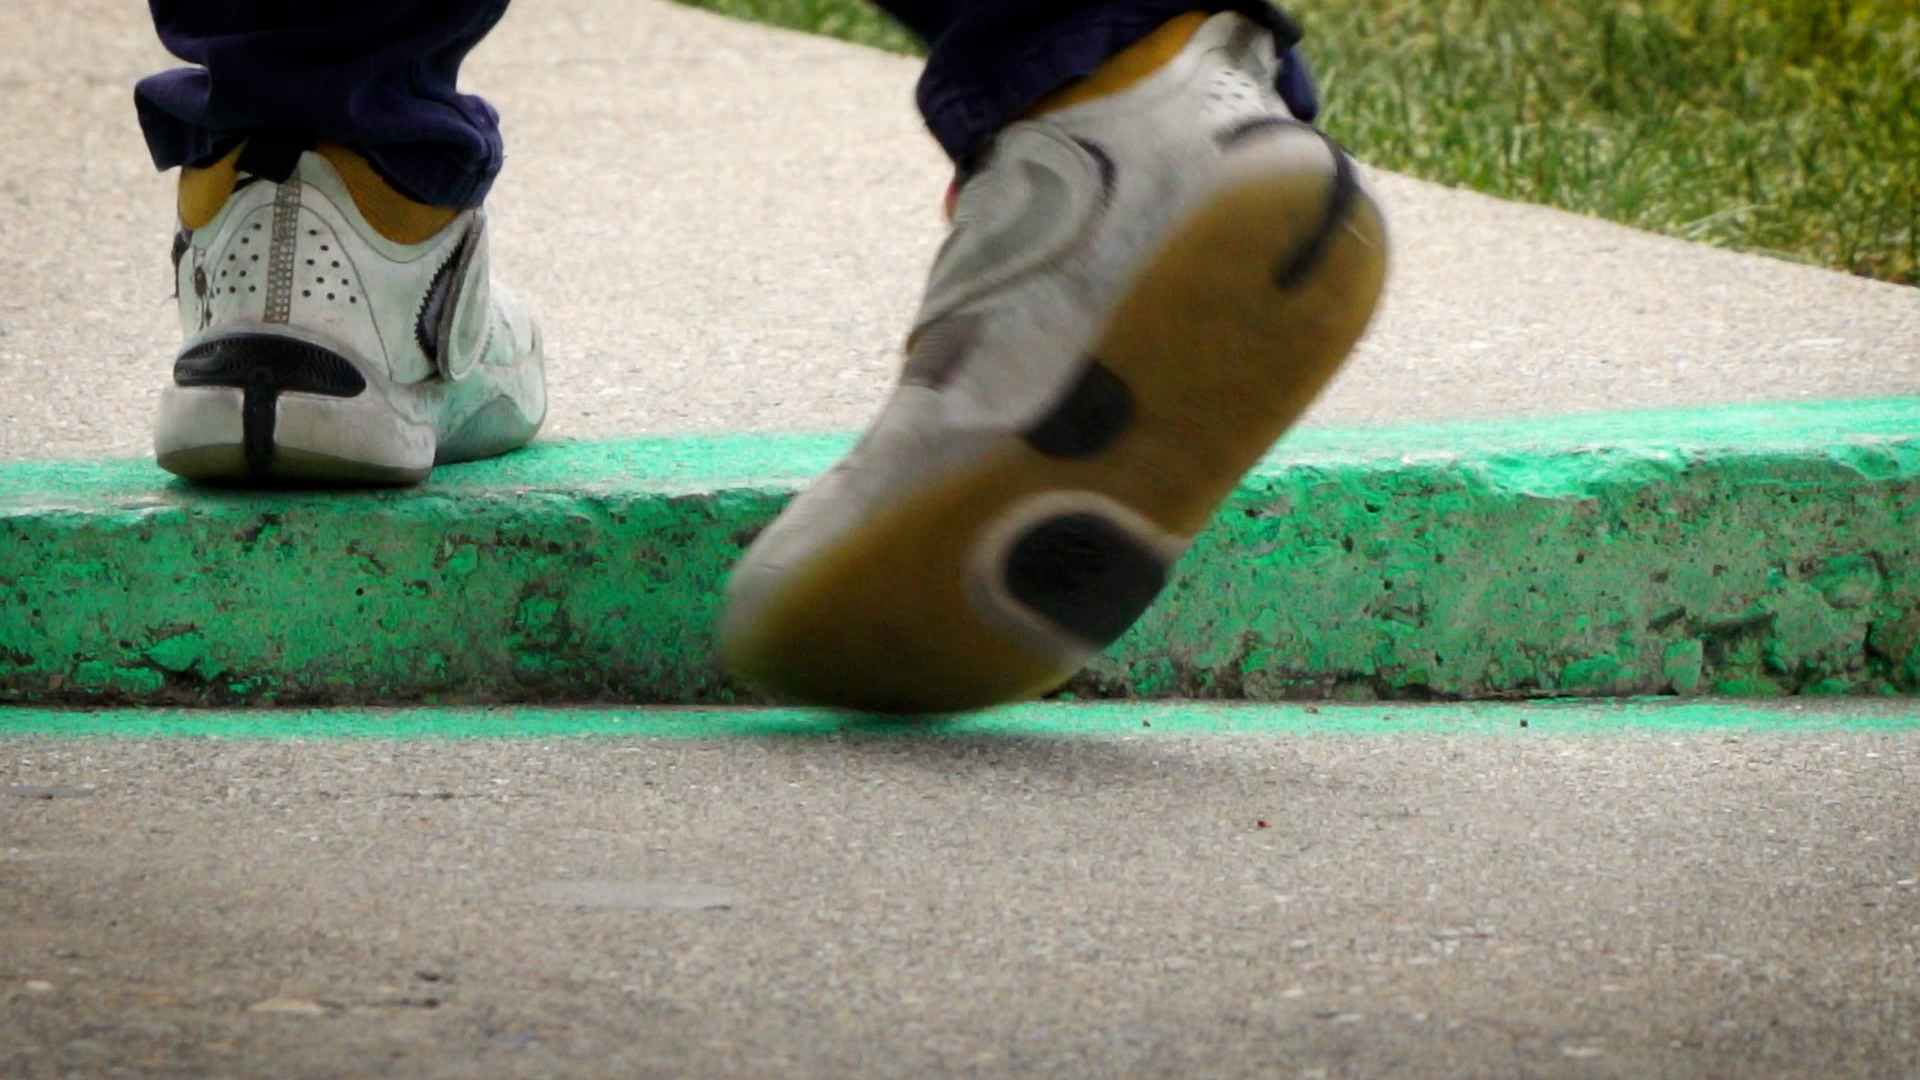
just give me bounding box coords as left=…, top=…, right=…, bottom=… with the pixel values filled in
left=136, top=0, right=510, bottom=208
left=135, top=0, right=1315, bottom=208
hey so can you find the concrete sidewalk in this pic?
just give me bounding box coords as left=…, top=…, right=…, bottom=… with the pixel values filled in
left=1, top=0, right=1915, bottom=464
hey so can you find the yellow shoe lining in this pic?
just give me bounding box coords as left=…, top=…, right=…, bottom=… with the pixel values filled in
left=175, top=139, right=458, bottom=244
left=177, top=143, right=243, bottom=230
left=315, top=142, right=458, bottom=244
left=1027, top=11, right=1210, bottom=118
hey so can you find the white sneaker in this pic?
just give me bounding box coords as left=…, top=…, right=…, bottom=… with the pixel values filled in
left=722, top=12, right=1389, bottom=712
left=155, top=140, right=545, bottom=484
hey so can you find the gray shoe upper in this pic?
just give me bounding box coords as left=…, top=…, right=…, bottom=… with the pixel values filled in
left=906, top=12, right=1332, bottom=435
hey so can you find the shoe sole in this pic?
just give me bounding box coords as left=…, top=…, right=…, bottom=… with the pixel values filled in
left=154, top=439, right=431, bottom=486
left=724, top=145, right=1390, bottom=713
left=156, top=333, right=440, bottom=485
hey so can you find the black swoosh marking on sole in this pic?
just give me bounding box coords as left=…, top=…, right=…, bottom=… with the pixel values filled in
left=1272, top=130, right=1359, bottom=290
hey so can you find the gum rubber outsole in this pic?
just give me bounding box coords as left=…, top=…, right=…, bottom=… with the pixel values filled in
left=724, top=161, right=1390, bottom=714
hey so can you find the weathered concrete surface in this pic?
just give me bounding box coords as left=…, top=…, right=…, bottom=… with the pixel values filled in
left=4, top=398, right=1916, bottom=706
left=3, top=701, right=1919, bottom=1080
left=1, top=0, right=1915, bottom=465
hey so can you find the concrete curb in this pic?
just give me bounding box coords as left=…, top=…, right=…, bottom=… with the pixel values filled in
left=2, top=398, right=1916, bottom=707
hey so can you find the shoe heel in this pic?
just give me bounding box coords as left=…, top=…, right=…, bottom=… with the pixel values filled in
left=154, top=333, right=434, bottom=484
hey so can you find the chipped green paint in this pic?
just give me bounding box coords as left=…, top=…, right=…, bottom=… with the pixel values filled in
left=1088, top=398, right=1920, bottom=701
left=3, top=699, right=1919, bottom=740
left=1, top=397, right=1916, bottom=706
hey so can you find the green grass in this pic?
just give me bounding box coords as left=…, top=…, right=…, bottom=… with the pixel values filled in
left=674, top=0, right=1918, bottom=285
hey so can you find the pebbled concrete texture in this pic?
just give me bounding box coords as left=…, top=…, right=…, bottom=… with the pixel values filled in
left=0, top=0, right=1915, bottom=465
left=4, top=398, right=1917, bottom=706
left=3, top=701, right=1919, bottom=1080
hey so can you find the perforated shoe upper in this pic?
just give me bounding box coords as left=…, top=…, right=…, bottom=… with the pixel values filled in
left=171, top=147, right=544, bottom=449
left=178, top=151, right=535, bottom=374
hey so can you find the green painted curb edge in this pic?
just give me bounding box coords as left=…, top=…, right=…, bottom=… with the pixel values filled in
left=2, top=397, right=1917, bottom=706
left=5, top=700, right=1919, bottom=740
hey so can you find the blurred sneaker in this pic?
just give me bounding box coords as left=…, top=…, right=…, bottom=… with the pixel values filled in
left=155, top=136, right=544, bottom=483
left=722, top=11, right=1389, bottom=712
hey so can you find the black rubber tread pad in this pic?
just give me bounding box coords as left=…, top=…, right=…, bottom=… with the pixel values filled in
left=1002, top=512, right=1168, bottom=647
left=1022, top=360, right=1133, bottom=459
left=1272, top=130, right=1359, bottom=290
left=174, top=334, right=367, bottom=397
